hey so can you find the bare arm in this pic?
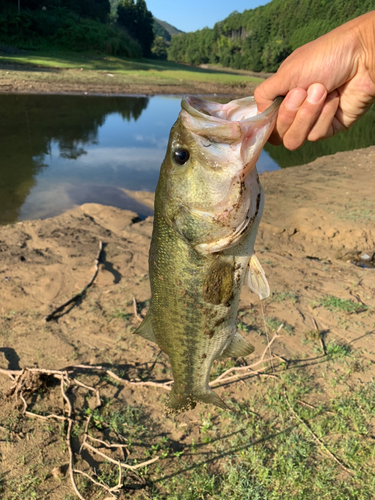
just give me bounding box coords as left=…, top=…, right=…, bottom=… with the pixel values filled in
left=254, top=11, right=375, bottom=150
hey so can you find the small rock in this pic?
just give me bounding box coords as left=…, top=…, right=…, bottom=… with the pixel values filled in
left=361, top=253, right=370, bottom=261
left=51, top=466, right=65, bottom=478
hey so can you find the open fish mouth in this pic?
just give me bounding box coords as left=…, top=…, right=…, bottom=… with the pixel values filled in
left=182, top=95, right=283, bottom=123
left=180, top=95, right=283, bottom=173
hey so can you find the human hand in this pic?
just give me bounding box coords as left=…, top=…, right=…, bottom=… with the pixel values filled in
left=254, top=11, right=375, bottom=150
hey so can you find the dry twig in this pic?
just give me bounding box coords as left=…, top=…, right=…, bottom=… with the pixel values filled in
left=284, top=390, right=354, bottom=476
left=312, top=317, right=326, bottom=355
left=71, top=364, right=173, bottom=390
left=297, top=399, right=335, bottom=416
left=210, top=332, right=282, bottom=386
left=133, top=297, right=144, bottom=322
left=44, top=240, right=103, bottom=321
left=0, top=366, right=159, bottom=499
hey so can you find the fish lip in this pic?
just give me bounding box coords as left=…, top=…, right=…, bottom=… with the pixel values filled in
left=181, top=95, right=283, bottom=124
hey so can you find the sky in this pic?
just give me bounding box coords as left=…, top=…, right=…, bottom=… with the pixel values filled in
left=146, top=0, right=271, bottom=33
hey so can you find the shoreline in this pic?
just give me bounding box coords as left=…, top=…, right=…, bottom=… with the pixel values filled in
left=0, top=62, right=260, bottom=97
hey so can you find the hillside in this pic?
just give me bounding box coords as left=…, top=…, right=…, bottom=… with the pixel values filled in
left=154, top=17, right=184, bottom=39
left=168, top=0, right=374, bottom=71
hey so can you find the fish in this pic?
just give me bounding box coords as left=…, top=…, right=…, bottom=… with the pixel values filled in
left=134, top=95, right=282, bottom=413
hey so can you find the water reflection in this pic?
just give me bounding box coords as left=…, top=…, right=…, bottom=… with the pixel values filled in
left=0, top=94, right=374, bottom=226
left=0, top=94, right=150, bottom=224
left=264, top=105, right=375, bottom=168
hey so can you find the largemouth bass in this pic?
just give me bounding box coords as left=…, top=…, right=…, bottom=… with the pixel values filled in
left=134, top=95, right=282, bottom=413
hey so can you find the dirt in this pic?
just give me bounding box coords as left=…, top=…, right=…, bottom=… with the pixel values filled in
left=0, top=144, right=374, bottom=498
left=0, top=62, right=259, bottom=97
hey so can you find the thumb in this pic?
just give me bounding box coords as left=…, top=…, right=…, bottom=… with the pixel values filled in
left=254, top=73, right=289, bottom=113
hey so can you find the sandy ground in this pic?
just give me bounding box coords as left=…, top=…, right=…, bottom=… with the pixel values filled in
left=0, top=144, right=374, bottom=498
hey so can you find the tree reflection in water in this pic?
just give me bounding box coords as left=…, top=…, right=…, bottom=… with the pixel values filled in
left=0, top=94, right=149, bottom=224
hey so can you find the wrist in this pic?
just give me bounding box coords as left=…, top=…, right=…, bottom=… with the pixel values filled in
left=353, top=11, right=375, bottom=85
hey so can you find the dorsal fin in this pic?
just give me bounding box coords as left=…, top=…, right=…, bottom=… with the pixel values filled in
left=133, top=312, right=157, bottom=344
left=247, top=254, right=270, bottom=300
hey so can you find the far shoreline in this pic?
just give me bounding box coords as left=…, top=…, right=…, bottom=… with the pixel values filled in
left=0, top=59, right=261, bottom=98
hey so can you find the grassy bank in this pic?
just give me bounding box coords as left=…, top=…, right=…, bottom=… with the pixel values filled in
left=0, top=50, right=264, bottom=94
left=0, top=47, right=263, bottom=95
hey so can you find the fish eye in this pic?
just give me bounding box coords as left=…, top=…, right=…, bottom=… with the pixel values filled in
left=173, top=148, right=190, bottom=165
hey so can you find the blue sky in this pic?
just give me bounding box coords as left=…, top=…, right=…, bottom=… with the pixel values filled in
left=146, top=0, right=271, bottom=33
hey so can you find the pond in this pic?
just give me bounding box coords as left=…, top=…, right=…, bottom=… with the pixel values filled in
left=0, top=94, right=374, bottom=225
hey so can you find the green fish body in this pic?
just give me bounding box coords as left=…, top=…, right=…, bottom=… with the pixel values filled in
left=135, top=95, right=282, bottom=412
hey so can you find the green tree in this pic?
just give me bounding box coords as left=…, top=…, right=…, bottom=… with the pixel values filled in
left=117, top=0, right=154, bottom=57
left=10, top=0, right=110, bottom=22
left=167, top=0, right=374, bottom=71
left=151, top=35, right=168, bottom=59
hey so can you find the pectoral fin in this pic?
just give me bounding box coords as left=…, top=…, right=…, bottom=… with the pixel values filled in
left=133, top=312, right=157, bottom=344
left=218, top=331, right=255, bottom=359
left=247, top=254, right=270, bottom=300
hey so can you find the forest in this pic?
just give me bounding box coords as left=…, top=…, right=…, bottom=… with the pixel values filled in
left=0, top=0, right=170, bottom=58
left=168, top=0, right=374, bottom=71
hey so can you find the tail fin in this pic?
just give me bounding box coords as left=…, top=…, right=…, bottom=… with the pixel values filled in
left=166, top=388, right=229, bottom=414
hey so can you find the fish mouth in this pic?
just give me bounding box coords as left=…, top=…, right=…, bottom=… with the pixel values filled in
left=181, top=95, right=282, bottom=172
left=181, top=95, right=283, bottom=124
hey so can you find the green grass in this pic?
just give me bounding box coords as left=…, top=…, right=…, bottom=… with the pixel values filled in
left=272, top=291, right=299, bottom=303
left=151, top=371, right=375, bottom=500
left=0, top=50, right=264, bottom=86
left=267, top=317, right=294, bottom=336
left=325, top=340, right=352, bottom=358
left=320, top=295, right=368, bottom=314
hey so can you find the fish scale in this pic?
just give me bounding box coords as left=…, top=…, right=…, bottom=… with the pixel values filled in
left=134, top=95, right=282, bottom=413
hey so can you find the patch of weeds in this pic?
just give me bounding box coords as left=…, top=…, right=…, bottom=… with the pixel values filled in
left=325, top=340, right=351, bottom=358
left=95, top=462, right=120, bottom=489
left=337, top=201, right=375, bottom=222
left=267, top=317, right=294, bottom=336
left=112, top=309, right=131, bottom=321
left=320, top=295, right=368, bottom=314
left=309, top=300, right=320, bottom=310
left=304, top=329, right=322, bottom=342
left=85, top=407, right=105, bottom=429
left=107, top=406, right=144, bottom=437
left=236, top=320, right=251, bottom=333
left=147, top=436, right=170, bottom=459
left=5, top=473, right=42, bottom=499
left=272, top=291, right=299, bottom=303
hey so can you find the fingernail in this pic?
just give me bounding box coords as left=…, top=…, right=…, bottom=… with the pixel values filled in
left=285, top=90, right=305, bottom=111
left=307, top=84, right=326, bottom=104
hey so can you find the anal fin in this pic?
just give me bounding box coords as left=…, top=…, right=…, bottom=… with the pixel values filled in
left=218, top=331, right=255, bottom=359
left=133, top=312, right=157, bottom=344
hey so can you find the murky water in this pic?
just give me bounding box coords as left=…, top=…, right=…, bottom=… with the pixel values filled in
left=0, top=94, right=374, bottom=225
